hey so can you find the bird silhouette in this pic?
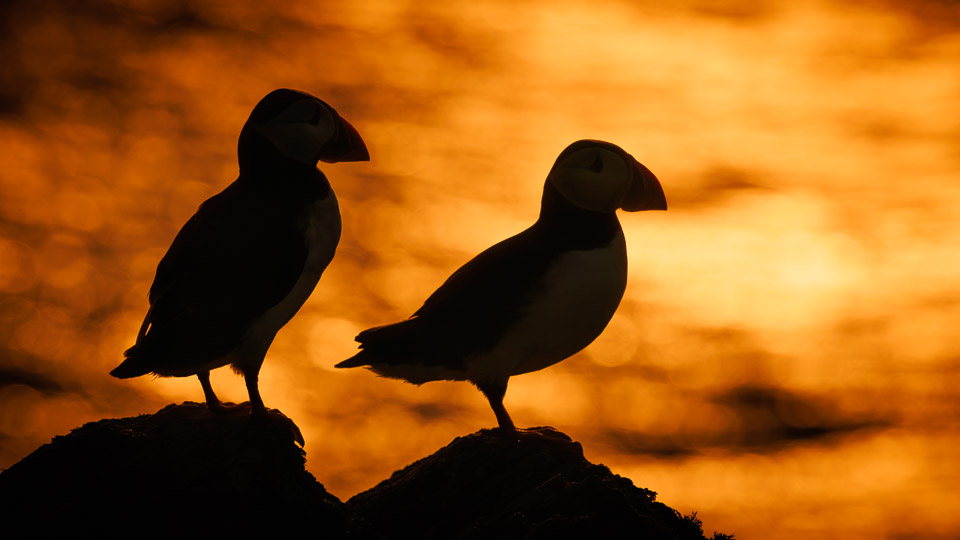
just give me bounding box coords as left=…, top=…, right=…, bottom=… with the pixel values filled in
left=336, top=140, right=665, bottom=438
left=112, top=89, right=369, bottom=445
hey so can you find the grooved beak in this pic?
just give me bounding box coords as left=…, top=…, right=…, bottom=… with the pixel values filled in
left=621, top=159, right=667, bottom=211
left=319, top=116, right=370, bottom=163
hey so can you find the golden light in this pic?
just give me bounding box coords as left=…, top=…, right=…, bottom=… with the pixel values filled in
left=1, top=0, right=959, bottom=538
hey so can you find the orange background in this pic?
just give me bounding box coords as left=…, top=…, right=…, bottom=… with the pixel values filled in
left=1, top=1, right=959, bottom=538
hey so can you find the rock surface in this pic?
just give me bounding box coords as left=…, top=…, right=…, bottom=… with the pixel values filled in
left=0, top=404, right=731, bottom=539
left=348, top=429, right=730, bottom=540
left=0, top=402, right=357, bottom=537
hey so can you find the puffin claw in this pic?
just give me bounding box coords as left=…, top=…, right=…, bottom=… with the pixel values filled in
left=254, top=408, right=305, bottom=447
left=208, top=400, right=252, bottom=414
left=520, top=426, right=574, bottom=443
left=497, top=425, right=574, bottom=444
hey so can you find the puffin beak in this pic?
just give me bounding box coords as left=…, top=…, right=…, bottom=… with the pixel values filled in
left=620, top=159, right=667, bottom=212
left=319, top=116, right=370, bottom=163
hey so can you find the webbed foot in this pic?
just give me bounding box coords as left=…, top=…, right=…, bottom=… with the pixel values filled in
left=251, top=407, right=305, bottom=447
left=207, top=400, right=252, bottom=414
left=497, top=425, right=574, bottom=443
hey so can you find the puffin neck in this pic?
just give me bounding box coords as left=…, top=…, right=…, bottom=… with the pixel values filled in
left=536, top=181, right=621, bottom=248
left=237, top=126, right=332, bottom=196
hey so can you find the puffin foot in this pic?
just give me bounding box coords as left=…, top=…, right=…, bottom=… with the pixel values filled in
left=251, top=407, right=305, bottom=447
left=207, top=400, right=252, bottom=414
left=498, top=425, right=574, bottom=443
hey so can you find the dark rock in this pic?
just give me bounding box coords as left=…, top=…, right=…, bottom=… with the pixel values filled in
left=0, top=402, right=366, bottom=538
left=347, top=428, right=731, bottom=540
left=0, top=405, right=731, bottom=539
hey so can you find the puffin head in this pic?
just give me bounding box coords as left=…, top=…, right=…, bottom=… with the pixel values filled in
left=242, top=88, right=369, bottom=165
left=546, top=140, right=666, bottom=213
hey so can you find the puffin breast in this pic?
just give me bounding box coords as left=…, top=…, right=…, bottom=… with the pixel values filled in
left=472, top=229, right=628, bottom=379
left=236, top=191, right=342, bottom=361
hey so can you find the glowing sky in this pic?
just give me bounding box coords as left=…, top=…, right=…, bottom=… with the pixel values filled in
left=1, top=1, right=959, bottom=537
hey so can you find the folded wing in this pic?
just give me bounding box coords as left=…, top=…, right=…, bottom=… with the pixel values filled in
left=114, top=182, right=308, bottom=377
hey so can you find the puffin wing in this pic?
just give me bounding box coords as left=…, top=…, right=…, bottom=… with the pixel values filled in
left=344, top=225, right=562, bottom=371
left=117, top=180, right=308, bottom=376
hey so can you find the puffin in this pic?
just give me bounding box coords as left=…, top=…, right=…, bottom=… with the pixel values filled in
left=111, top=89, right=369, bottom=444
left=336, top=139, right=665, bottom=438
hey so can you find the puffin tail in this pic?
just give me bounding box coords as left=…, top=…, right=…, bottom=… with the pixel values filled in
left=109, top=346, right=152, bottom=379
left=336, top=320, right=417, bottom=369
left=111, top=305, right=155, bottom=379
left=334, top=351, right=371, bottom=369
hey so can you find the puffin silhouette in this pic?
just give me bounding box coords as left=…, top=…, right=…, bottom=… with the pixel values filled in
left=112, top=89, right=369, bottom=444
left=336, top=140, right=665, bottom=438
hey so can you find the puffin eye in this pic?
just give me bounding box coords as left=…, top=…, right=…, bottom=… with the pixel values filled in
left=311, top=104, right=336, bottom=129
left=588, top=154, right=604, bottom=173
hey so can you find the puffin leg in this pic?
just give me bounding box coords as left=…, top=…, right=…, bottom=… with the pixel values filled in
left=243, top=369, right=305, bottom=447
left=479, top=378, right=572, bottom=443
left=488, top=394, right=517, bottom=433
left=197, top=371, right=249, bottom=413
left=478, top=379, right=517, bottom=434
left=243, top=370, right=267, bottom=416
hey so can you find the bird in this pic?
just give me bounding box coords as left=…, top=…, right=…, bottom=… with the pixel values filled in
left=336, top=139, right=665, bottom=439
left=111, top=89, right=369, bottom=445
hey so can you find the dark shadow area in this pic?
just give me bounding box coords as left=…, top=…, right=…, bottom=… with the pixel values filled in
left=607, top=385, right=890, bottom=457
left=665, top=166, right=773, bottom=209
left=0, top=366, right=64, bottom=394
left=711, top=385, right=889, bottom=446
left=347, top=429, right=732, bottom=540
left=407, top=401, right=461, bottom=421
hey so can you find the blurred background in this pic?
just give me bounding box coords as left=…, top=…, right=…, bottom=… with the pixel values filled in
left=1, top=0, right=958, bottom=537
